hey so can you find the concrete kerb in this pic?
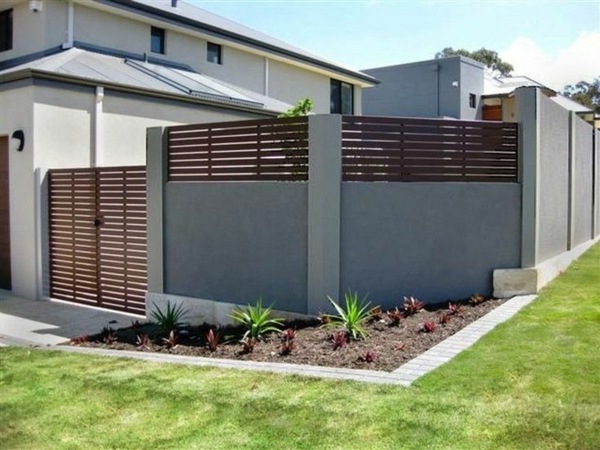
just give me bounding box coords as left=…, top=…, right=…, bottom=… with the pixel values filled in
left=2, top=294, right=538, bottom=386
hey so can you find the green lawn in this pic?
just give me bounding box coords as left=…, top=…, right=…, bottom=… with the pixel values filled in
left=2, top=244, right=599, bottom=449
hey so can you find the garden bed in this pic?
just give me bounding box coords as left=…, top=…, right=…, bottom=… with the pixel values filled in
left=71, top=296, right=506, bottom=372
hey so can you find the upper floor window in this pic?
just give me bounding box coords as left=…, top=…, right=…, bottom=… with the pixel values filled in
left=207, top=42, right=222, bottom=64
left=151, top=26, right=165, bottom=54
left=0, top=9, right=13, bottom=53
left=331, top=79, right=354, bottom=114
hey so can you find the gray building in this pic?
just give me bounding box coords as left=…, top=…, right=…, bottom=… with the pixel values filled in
left=362, top=56, right=485, bottom=120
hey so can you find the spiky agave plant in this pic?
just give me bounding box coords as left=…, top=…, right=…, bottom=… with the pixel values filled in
left=323, top=290, right=375, bottom=340
left=229, top=297, right=284, bottom=340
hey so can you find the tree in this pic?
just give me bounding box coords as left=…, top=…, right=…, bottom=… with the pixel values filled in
left=435, top=47, right=514, bottom=77
left=278, top=97, right=314, bottom=118
left=562, top=78, right=600, bottom=114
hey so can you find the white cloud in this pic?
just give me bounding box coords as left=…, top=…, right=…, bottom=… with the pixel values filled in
left=501, top=31, right=600, bottom=91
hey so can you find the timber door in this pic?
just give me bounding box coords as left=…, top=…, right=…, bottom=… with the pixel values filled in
left=0, top=137, right=10, bottom=290
left=48, top=166, right=147, bottom=314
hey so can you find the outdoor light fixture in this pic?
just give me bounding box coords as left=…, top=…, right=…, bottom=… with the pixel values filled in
left=11, top=130, right=25, bottom=152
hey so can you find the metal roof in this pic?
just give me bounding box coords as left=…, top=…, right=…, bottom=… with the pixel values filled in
left=0, top=48, right=292, bottom=113
left=100, top=0, right=378, bottom=86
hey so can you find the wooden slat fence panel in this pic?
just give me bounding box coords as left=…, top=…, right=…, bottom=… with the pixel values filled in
left=342, top=116, right=518, bottom=182
left=168, top=117, right=309, bottom=182
left=48, top=166, right=147, bottom=314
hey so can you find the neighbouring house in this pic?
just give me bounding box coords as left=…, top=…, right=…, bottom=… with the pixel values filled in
left=0, top=0, right=377, bottom=302
left=362, top=56, right=598, bottom=127
left=362, top=56, right=486, bottom=120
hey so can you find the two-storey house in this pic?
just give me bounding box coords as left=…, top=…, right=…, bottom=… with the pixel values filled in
left=0, top=0, right=377, bottom=301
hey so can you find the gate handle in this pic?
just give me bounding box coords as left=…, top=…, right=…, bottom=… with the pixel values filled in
left=94, top=218, right=104, bottom=227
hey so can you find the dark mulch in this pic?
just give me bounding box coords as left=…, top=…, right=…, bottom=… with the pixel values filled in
left=71, top=297, right=506, bottom=372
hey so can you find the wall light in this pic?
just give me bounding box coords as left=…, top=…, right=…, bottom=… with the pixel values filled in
left=11, top=130, right=25, bottom=152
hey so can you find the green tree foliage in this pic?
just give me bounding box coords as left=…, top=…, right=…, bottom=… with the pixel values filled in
left=562, top=78, right=600, bottom=113
left=278, top=97, right=314, bottom=118
left=435, top=47, right=514, bottom=76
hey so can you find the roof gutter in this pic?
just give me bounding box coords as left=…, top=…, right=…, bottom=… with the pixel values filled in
left=94, top=0, right=380, bottom=86
left=0, top=69, right=281, bottom=116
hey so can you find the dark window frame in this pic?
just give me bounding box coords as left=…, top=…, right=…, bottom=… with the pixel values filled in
left=0, top=9, right=13, bottom=53
left=207, top=42, right=222, bottom=64
left=330, top=79, right=354, bottom=114
left=150, top=26, right=165, bottom=54
left=469, top=93, right=477, bottom=109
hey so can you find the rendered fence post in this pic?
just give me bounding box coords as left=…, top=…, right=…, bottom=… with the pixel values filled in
left=307, top=115, right=342, bottom=315
left=515, top=87, right=540, bottom=268
left=146, top=127, right=166, bottom=295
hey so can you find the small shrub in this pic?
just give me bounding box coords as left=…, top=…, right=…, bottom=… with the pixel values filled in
left=101, top=327, right=117, bottom=344
left=331, top=331, right=348, bottom=350
left=370, top=307, right=384, bottom=321
left=387, top=308, right=404, bottom=326
left=206, top=328, right=221, bottom=352
left=136, top=333, right=151, bottom=350
left=230, top=297, right=284, bottom=340
left=470, top=293, right=486, bottom=305
left=151, top=301, right=188, bottom=334
left=280, top=328, right=297, bottom=356
left=162, top=330, right=178, bottom=351
left=438, top=313, right=452, bottom=325
left=131, top=320, right=143, bottom=331
left=241, top=337, right=257, bottom=353
left=448, top=302, right=462, bottom=315
left=69, top=335, right=88, bottom=345
left=323, top=290, right=375, bottom=340
left=403, top=296, right=425, bottom=315
left=359, top=350, right=377, bottom=363
left=421, top=321, right=436, bottom=333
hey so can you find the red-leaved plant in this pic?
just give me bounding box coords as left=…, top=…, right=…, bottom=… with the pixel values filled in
left=331, top=331, right=348, bottom=350
left=69, top=335, right=89, bottom=346
left=359, top=350, right=377, bottom=363
left=403, top=296, right=425, bottom=315
left=136, top=333, right=151, bottom=350
left=448, top=302, right=462, bottom=315
left=387, top=307, right=404, bottom=326
left=280, top=328, right=297, bottom=355
left=421, top=321, right=436, bottom=333
left=162, top=330, right=177, bottom=351
left=206, top=328, right=220, bottom=352
left=438, top=314, right=452, bottom=325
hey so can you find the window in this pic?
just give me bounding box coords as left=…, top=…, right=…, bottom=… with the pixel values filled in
left=0, top=9, right=13, bottom=52
left=207, top=42, right=222, bottom=64
left=151, top=26, right=165, bottom=54
left=469, top=93, right=477, bottom=109
left=330, top=79, right=354, bottom=114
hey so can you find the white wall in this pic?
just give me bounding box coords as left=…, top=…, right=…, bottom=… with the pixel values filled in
left=0, top=0, right=67, bottom=62
left=0, top=84, right=35, bottom=299
left=268, top=59, right=330, bottom=113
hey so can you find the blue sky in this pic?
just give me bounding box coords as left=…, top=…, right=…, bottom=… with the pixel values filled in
left=190, top=0, right=600, bottom=90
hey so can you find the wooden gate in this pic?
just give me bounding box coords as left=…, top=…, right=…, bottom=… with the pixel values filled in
left=48, top=166, right=147, bottom=314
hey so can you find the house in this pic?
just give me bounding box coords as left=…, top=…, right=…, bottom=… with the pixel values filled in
left=0, top=0, right=377, bottom=302
left=362, top=56, right=597, bottom=126
left=362, top=56, right=486, bottom=120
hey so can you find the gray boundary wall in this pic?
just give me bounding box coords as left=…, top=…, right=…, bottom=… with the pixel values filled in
left=340, top=183, right=521, bottom=307
left=164, top=182, right=308, bottom=313
left=572, top=114, right=594, bottom=246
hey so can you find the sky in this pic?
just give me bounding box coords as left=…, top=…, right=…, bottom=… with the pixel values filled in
left=189, top=0, right=600, bottom=91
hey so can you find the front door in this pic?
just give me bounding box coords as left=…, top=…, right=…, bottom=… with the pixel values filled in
left=0, top=136, right=11, bottom=290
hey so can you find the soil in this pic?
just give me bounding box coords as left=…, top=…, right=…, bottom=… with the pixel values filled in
left=71, top=297, right=506, bottom=372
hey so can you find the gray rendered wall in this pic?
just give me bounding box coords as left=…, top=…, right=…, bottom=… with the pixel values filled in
left=596, top=130, right=600, bottom=237
left=572, top=115, right=594, bottom=246
left=459, top=59, right=484, bottom=120
left=340, top=183, right=521, bottom=307
left=537, top=94, right=570, bottom=262
left=164, top=183, right=308, bottom=313
left=362, top=56, right=484, bottom=119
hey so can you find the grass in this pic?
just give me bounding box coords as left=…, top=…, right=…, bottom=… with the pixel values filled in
left=1, top=244, right=599, bottom=449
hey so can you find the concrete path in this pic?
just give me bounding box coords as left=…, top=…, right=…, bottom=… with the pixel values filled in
left=0, top=290, right=537, bottom=385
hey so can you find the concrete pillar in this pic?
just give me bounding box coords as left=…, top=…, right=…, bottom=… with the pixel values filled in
left=515, top=87, right=540, bottom=268
left=146, top=127, right=166, bottom=294
left=594, top=130, right=599, bottom=237
left=307, top=115, right=342, bottom=314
